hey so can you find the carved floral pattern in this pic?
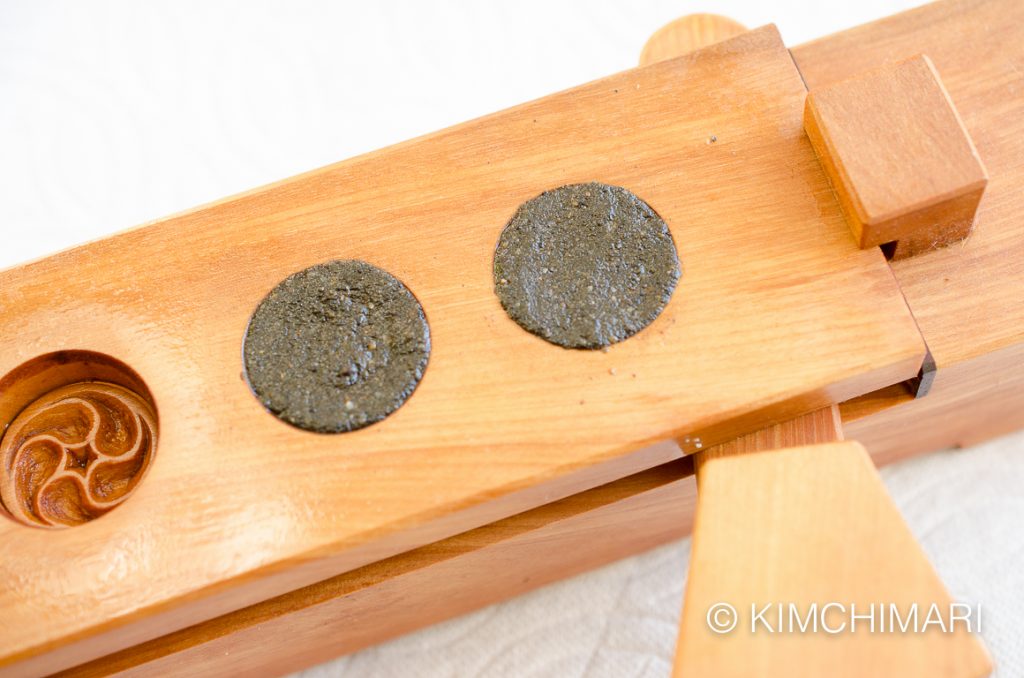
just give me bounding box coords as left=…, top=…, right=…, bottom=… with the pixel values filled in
left=0, top=382, right=157, bottom=528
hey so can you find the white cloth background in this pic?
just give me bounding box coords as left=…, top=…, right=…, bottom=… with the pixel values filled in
left=1, top=2, right=1021, bottom=676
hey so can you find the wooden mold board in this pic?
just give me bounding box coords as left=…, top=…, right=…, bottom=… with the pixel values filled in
left=0, top=26, right=924, bottom=676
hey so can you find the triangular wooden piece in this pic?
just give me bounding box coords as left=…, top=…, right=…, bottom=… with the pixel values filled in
left=675, top=412, right=991, bottom=677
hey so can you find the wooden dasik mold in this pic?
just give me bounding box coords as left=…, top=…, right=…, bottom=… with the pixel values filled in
left=0, top=24, right=928, bottom=675
left=2, top=0, right=1023, bottom=675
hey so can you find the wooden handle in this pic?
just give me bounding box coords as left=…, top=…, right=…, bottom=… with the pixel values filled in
left=674, top=409, right=991, bottom=677
left=639, top=14, right=747, bottom=66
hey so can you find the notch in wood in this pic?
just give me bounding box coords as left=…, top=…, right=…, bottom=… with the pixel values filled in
left=804, top=55, right=988, bottom=260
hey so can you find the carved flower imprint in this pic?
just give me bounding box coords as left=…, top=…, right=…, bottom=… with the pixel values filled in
left=0, top=382, right=157, bottom=528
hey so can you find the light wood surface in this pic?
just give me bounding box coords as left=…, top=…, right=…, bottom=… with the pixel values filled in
left=57, top=451, right=695, bottom=678
left=0, top=26, right=927, bottom=676
left=8, top=2, right=1024, bottom=674
left=691, top=406, right=843, bottom=470
left=804, top=54, right=987, bottom=258
left=635, top=2, right=1024, bottom=466
left=57, top=20, right=917, bottom=677
left=124, top=6, right=1024, bottom=673
left=793, top=0, right=1024, bottom=461
left=676, top=413, right=991, bottom=677
left=60, top=404, right=997, bottom=676
left=638, top=14, right=747, bottom=67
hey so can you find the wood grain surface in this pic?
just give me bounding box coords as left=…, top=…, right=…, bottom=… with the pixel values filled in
left=691, top=405, right=842, bottom=470
left=0, top=26, right=926, bottom=676
left=57, top=449, right=695, bottom=678
left=794, top=0, right=1024, bottom=461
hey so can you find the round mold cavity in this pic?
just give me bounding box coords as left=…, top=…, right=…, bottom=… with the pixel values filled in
left=0, top=350, right=158, bottom=529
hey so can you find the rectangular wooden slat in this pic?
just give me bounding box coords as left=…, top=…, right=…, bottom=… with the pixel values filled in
left=58, top=455, right=696, bottom=678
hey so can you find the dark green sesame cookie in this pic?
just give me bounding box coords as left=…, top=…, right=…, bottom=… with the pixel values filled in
left=243, top=260, right=430, bottom=433
left=494, top=182, right=680, bottom=349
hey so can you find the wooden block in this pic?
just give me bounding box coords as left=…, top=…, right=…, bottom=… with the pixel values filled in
left=804, top=54, right=988, bottom=259
left=0, top=27, right=927, bottom=676
left=794, top=0, right=1024, bottom=461
left=677, top=435, right=991, bottom=678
